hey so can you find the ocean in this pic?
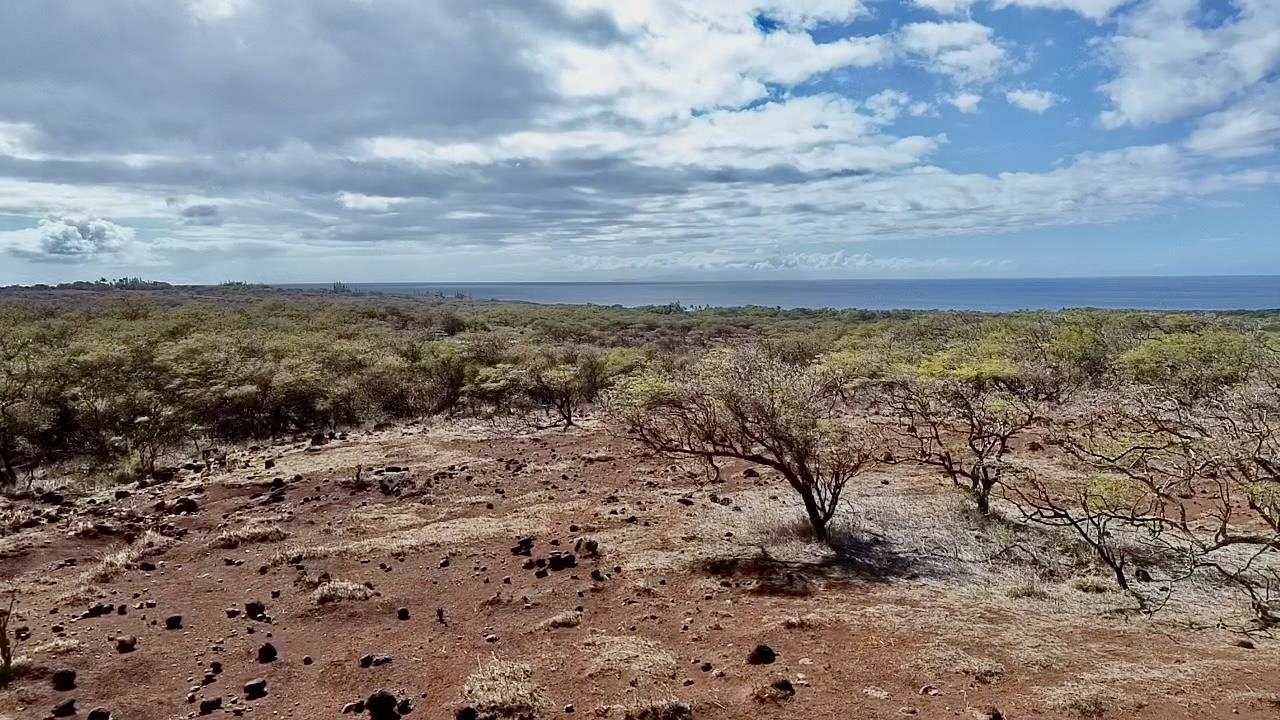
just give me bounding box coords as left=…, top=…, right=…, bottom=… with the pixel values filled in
left=279, top=276, right=1280, bottom=312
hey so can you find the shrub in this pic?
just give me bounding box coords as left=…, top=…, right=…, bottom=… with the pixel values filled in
left=607, top=345, right=878, bottom=542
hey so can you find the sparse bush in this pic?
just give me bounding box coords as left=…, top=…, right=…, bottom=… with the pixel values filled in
left=458, top=658, right=542, bottom=720
left=879, top=363, right=1047, bottom=514
left=607, top=345, right=879, bottom=542
left=209, top=522, right=289, bottom=549
left=311, top=580, right=373, bottom=604
left=537, top=610, right=582, bottom=630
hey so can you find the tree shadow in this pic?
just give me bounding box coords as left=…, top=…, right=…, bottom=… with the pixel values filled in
left=697, top=527, right=953, bottom=596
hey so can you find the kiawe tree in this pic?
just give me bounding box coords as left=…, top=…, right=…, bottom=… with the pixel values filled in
left=878, top=351, right=1050, bottom=515
left=606, top=346, right=878, bottom=542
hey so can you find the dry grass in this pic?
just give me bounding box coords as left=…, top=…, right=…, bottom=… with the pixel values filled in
left=209, top=522, right=288, bottom=549
left=583, top=635, right=677, bottom=681
left=778, top=612, right=822, bottom=629
left=538, top=610, right=582, bottom=630
left=1041, top=682, right=1121, bottom=718
left=621, top=698, right=693, bottom=720
left=459, top=657, right=542, bottom=719
left=752, top=678, right=796, bottom=702
left=344, top=504, right=432, bottom=534
left=310, top=580, right=372, bottom=604
left=30, top=637, right=80, bottom=656
left=914, top=643, right=1005, bottom=685
left=270, top=502, right=573, bottom=566
left=80, top=530, right=173, bottom=585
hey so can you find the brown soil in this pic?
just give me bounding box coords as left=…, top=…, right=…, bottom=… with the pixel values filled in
left=1, top=418, right=1276, bottom=720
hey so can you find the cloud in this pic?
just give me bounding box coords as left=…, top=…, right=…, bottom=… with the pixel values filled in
left=1185, top=86, right=1280, bottom=158
left=899, top=21, right=1007, bottom=84
left=180, top=203, right=223, bottom=226
left=992, top=0, right=1132, bottom=20
left=337, top=192, right=403, bottom=212
left=948, top=92, right=983, bottom=112
left=1006, top=88, right=1060, bottom=112
left=911, top=0, right=978, bottom=15
left=1098, top=0, right=1280, bottom=128
left=0, top=0, right=1276, bottom=282
left=2, top=216, right=135, bottom=261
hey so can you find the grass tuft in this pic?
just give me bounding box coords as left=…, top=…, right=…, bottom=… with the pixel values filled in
left=459, top=657, right=542, bottom=719
left=310, top=580, right=372, bottom=604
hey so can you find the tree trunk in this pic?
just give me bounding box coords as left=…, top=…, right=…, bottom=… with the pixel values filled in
left=0, top=436, right=17, bottom=488
left=975, top=487, right=991, bottom=514
left=798, top=487, right=829, bottom=543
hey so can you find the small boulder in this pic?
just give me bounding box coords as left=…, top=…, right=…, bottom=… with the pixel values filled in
left=244, top=678, right=268, bottom=700
left=88, top=708, right=112, bottom=720
left=51, top=668, right=77, bottom=691
left=747, top=644, right=777, bottom=665
left=257, top=642, right=277, bottom=663
left=52, top=699, right=77, bottom=718
left=198, top=697, right=222, bottom=715
left=365, top=690, right=400, bottom=720
left=245, top=600, right=267, bottom=621
left=164, top=615, right=183, bottom=630
left=116, top=635, right=138, bottom=653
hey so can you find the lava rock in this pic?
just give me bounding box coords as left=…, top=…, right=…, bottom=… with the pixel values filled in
left=52, top=699, right=77, bottom=718
left=747, top=644, right=777, bottom=665
left=767, top=678, right=795, bottom=697
left=397, top=607, right=410, bottom=621
left=257, top=642, right=277, bottom=663
left=245, top=600, right=267, bottom=621
left=51, top=668, right=77, bottom=691
left=365, top=690, right=400, bottom=720
left=88, top=708, right=112, bottom=720
left=511, top=537, right=534, bottom=556
left=164, top=614, right=183, bottom=630
left=244, top=678, right=268, bottom=700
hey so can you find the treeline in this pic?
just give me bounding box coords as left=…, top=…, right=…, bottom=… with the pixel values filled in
left=0, top=288, right=1273, bottom=490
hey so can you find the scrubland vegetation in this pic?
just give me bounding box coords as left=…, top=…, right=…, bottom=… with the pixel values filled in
left=2, top=284, right=1279, bottom=630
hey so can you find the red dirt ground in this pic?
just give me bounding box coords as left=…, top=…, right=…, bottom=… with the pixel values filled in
left=1, top=419, right=1276, bottom=720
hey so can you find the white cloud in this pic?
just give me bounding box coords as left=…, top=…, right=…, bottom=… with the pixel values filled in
left=993, top=0, right=1132, bottom=20
left=364, top=94, right=944, bottom=175
left=1099, top=0, right=1280, bottom=128
left=0, top=121, right=41, bottom=158
left=948, top=92, right=983, bottom=112
left=1006, top=88, right=1060, bottom=112
left=911, top=0, right=979, bottom=15
left=1185, top=86, right=1280, bottom=157
left=1, top=216, right=136, bottom=261
left=899, top=21, right=1007, bottom=84
left=337, top=192, right=404, bottom=212
left=547, top=2, right=890, bottom=124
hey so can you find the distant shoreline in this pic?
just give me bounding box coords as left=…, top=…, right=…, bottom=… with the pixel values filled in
left=268, top=276, right=1280, bottom=312
left=3, top=276, right=1278, bottom=313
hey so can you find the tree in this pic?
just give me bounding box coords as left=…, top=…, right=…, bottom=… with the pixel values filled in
left=1119, top=331, right=1257, bottom=403
left=0, top=332, right=61, bottom=488
left=607, top=346, right=878, bottom=542
left=1020, top=383, right=1280, bottom=624
left=879, top=361, right=1047, bottom=514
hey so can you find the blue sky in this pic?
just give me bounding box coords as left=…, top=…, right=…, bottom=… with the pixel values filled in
left=0, top=0, right=1278, bottom=283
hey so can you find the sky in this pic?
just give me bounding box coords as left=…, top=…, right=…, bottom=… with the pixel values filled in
left=0, top=0, right=1279, bottom=284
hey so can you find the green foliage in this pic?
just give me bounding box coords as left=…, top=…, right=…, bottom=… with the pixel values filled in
left=1120, top=331, right=1256, bottom=400
left=0, top=284, right=1273, bottom=490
